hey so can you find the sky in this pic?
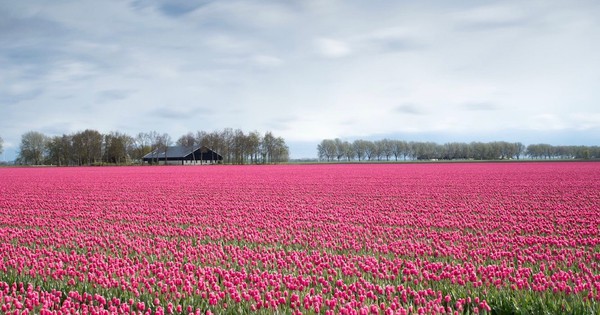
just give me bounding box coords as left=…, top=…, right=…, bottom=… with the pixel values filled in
left=1, top=0, right=599, bottom=160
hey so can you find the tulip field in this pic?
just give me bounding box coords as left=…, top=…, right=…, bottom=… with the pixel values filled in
left=0, top=162, right=599, bottom=314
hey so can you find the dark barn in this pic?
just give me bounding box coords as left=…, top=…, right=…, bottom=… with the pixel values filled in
left=142, top=146, right=223, bottom=165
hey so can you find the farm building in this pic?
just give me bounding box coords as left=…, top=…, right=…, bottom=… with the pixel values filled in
left=142, top=145, right=223, bottom=165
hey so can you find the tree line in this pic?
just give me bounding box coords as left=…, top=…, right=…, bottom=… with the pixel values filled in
left=318, top=138, right=600, bottom=161
left=13, top=129, right=289, bottom=166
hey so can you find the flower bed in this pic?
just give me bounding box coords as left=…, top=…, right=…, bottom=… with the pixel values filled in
left=0, top=163, right=598, bottom=314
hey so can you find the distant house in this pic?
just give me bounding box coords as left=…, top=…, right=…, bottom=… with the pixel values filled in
left=142, top=145, right=223, bottom=165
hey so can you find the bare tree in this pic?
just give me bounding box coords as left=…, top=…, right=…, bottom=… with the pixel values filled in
left=132, top=132, right=152, bottom=163
left=333, top=138, right=345, bottom=161
left=491, top=142, right=504, bottom=159
left=177, top=132, right=196, bottom=147
left=18, top=131, right=49, bottom=165
left=317, top=139, right=336, bottom=161
left=220, top=128, right=234, bottom=163
left=364, top=141, right=376, bottom=161
left=202, top=131, right=223, bottom=163
left=195, top=131, right=208, bottom=147
left=372, top=140, right=383, bottom=161
left=333, top=139, right=356, bottom=161
left=514, top=142, right=525, bottom=160
left=379, top=139, right=393, bottom=161
left=352, top=140, right=368, bottom=161
left=392, top=140, right=409, bottom=161
left=232, top=129, right=246, bottom=164
left=155, top=133, right=172, bottom=165
left=146, top=131, right=160, bottom=164
left=341, top=141, right=355, bottom=161
left=317, top=141, right=326, bottom=161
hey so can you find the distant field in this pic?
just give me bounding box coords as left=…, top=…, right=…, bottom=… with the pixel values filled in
left=0, top=163, right=599, bottom=314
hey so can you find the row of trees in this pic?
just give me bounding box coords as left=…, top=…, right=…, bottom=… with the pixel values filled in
left=16, top=129, right=289, bottom=166
left=318, top=138, right=599, bottom=161
left=524, top=143, right=600, bottom=160
left=174, top=130, right=289, bottom=165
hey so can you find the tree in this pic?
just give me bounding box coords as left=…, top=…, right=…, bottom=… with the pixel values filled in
left=261, top=131, right=276, bottom=163
left=399, top=141, right=439, bottom=160
left=470, top=142, right=488, bottom=160
left=350, top=140, right=364, bottom=161
left=341, top=141, right=354, bottom=161
left=220, top=128, right=234, bottom=163
left=514, top=142, right=525, bottom=159
left=18, top=131, right=49, bottom=165
left=410, top=142, right=423, bottom=160
left=245, top=131, right=261, bottom=164
left=364, top=141, right=376, bottom=161
left=391, top=140, right=402, bottom=161
left=373, top=140, right=384, bottom=161
left=379, top=139, right=393, bottom=161
left=232, top=129, right=246, bottom=164
left=46, top=134, right=72, bottom=166
left=202, top=131, right=223, bottom=163
left=333, top=138, right=345, bottom=161
left=527, top=144, right=552, bottom=159
left=104, top=131, right=133, bottom=164
left=195, top=131, right=208, bottom=147
left=487, top=142, right=502, bottom=160
left=132, top=132, right=154, bottom=163
left=155, top=133, right=172, bottom=165
left=317, top=139, right=336, bottom=161
left=443, top=142, right=458, bottom=160
left=138, top=131, right=161, bottom=164
left=176, top=132, right=196, bottom=147
left=271, top=136, right=289, bottom=163
left=72, top=129, right=103, bottom=165
left=398, top=141, right=411, bottom=160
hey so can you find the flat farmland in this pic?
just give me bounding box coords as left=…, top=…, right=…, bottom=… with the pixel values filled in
left=0, top=163, right=599, bottom=314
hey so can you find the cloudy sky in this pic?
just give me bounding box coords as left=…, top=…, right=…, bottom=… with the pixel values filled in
left=1, top=0, right=599, bottom=159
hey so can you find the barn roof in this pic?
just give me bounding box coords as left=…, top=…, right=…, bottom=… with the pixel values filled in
left=142, top=145, right=220, bottom=160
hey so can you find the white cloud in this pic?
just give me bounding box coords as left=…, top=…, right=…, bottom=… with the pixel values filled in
left=570, top=113, right=600, bottom=130
left=252, top=55, right=283, bottom=67
left=315, top=38, right=351, bottom=58
left=453, top=4, right=529, bottom=29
